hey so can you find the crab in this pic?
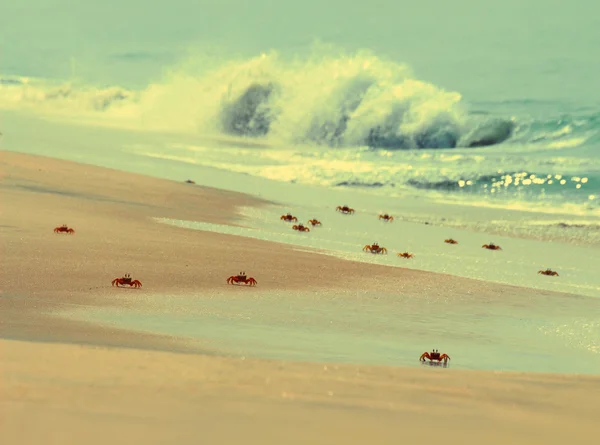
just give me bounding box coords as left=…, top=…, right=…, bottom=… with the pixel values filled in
left=307, top=219, right=321, bottom=226
left=280, top=213, right=298, bottom=222
left=378, top=213, right=394, bottom=222
left=54, top=224, right=75, bottom=234
left=336, top=205, right=355, bottom=214
left=111, top=273, right=142, bottom=288
left=397, top=252, right=414, bottom=259
left=184, top=179, right=195, bottom=184
left=420, top=349, right=451, bottom=364
left=444, top=238, right=458, bottom=244
left=292, top=224, right=310, bottom=232
left=482, top=243, right=502, bottom=250
left=227, top=271, right=257, bottom=286
left=538, top=268, right=559, bottom=276
left=363, top=242, right=388, bottom=254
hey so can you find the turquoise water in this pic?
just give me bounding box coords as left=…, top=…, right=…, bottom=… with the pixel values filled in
left=1, top=1, right=599, bottom=217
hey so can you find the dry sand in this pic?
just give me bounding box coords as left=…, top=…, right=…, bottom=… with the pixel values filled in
left=4, top=338, right=599, bottom=445
left=1, top=150, right=599, bottom=444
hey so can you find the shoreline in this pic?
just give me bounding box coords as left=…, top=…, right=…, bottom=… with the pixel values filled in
left=2, top=151, right=590, bottom=351
left=2, top=150, right=593, bottom=349
left=1, top=110, right=598, bottom=250
left=2, top=150, right=600, bottom=444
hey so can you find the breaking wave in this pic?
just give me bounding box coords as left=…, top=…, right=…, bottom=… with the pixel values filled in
left=0, top=50, right=598, bottom=150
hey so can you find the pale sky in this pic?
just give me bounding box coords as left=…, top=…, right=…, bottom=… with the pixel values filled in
left=1, top=0, right=598, bottom=101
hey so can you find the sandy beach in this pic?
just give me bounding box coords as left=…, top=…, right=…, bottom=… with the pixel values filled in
left=1, top=150, right=599, bottom=444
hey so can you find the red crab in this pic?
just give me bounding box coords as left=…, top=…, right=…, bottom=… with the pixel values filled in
left=420, top=349, right=451, bottom=364
left=363, top=242, right=387, bottom=254
left=482, top=243, right=502, bottom=250
left=336, top=205, right=355, bottom=214
left=378, top=213, right=394, bottom=222
left=307, top=219, right=321, bottom=226
left=538, top=269, right=559, bottom=276
left=111, top=273, right=142, bottom=288
left=54, top=224, right=75, bottom=234
left=292, top=224, right=310, bottom=232
left=397, top=252, right=414, bottom=259
left=444, top=238, right=458, bottom=244
left=227, top=271, right=257, bottom=286
left=280, top=213, right=298, bottom=222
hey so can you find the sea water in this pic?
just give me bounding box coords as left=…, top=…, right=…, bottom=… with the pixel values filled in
left=2, top=0, right=599, bottom=372
left=61, top=287, right=600, bottom=374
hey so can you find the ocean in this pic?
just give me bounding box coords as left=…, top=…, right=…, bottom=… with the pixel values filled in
left=2, top=0, right=599, bottom=372
left=2, top=1, right=599, bottom=219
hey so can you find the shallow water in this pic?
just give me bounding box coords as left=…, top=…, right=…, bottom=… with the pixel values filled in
left=4, top=110, right=600, bottom=374
left=62, top=288, right=600, bottom=374
left=154, top=202, right=600, bottom=298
